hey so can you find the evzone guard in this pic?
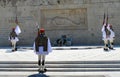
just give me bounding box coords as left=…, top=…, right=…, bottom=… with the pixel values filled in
left=9, top=17, right=21, bottom=52
left=101, top=13, right=115, bottom=51
left=9, top=28, right=19, bottom=51
left=33, top=28, right=52, bottom=73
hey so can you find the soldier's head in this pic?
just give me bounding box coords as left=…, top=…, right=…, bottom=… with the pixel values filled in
left=109, top=24, right=114, bottom=30
left=109, top=24, right=112, bottom=28
left=39, top=28, right=45, bottom=35
left=12, top=28, right=15, bottom=31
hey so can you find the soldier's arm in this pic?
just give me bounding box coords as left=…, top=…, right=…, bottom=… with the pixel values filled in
left=35, top=37, right=39, bottom=51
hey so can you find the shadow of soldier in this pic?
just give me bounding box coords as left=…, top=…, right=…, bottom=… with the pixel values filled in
left=28, top=74, right=106, bottom=77
left=28, top=73, right=49, bottom=77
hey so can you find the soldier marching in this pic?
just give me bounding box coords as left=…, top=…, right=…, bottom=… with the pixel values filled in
left=33, top=28, right=52, bottom=73
left=101, top=13, right=115, bottom=51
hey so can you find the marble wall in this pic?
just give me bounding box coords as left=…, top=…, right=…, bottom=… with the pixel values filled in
left=0, top=0, right=120, bottom=46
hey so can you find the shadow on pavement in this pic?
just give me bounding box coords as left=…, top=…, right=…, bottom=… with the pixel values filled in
left=5, top=49, right=13, bottom=53
left=28, top=73, right=49, bottom=77
left=28, top=74, right=106, bottom=77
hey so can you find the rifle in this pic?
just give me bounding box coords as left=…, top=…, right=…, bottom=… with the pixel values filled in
left=106, top=12, right=108, bottom=26
left=36, top=22, right=39, bottom=36
left=15, top=16, right=18, bottom=25
left=103, top=12, right=106, bottom=25
left=15, top=5, right=18, bottom=25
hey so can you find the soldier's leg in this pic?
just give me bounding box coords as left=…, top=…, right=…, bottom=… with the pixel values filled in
left=38, top=55, right=42, bottom=73
left=109, top=39, right=114, bottom=49
left=11, top=40, right=15, bottom=51
left=13, top=41, right=17, bottom=51
left=41, top=55, right=46, bottom=72
left=38, top=55, right=41, bottom=65
left=104, top=39, right=109, bottom=51
left=15, top=42, right=17, bottom=51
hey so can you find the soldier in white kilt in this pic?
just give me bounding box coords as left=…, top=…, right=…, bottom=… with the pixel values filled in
left=33, top=28, right=52, bottom=73
left=101, top=24, right=115, bottom=51
left=9, top=28, right=19, bottom=51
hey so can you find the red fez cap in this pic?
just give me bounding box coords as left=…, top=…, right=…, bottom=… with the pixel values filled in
left=39, top=28, right=45, bottom=33
left=12, top=28, right=15, bottom=30
left=110, top=24, right=112, bottom=28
